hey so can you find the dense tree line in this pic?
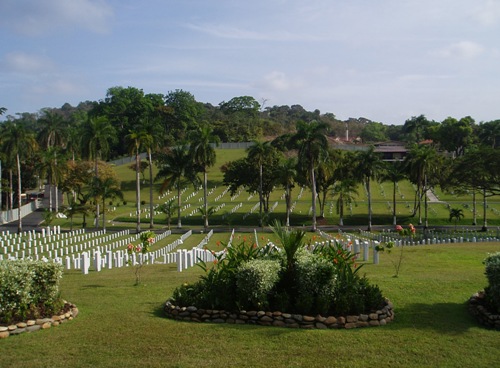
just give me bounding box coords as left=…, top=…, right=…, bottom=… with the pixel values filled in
left=1, top=86, right=499, bottom=233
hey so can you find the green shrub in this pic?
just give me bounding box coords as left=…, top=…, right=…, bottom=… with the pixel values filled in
left=236, top=259, right=281, bottom=310
left=170, top=227, right=387, bottom=317
left=484, top=252, right=500, bottom=313
left=294, top=250, right=336, bottom=315
left=0, top=259, right=63, bottom=324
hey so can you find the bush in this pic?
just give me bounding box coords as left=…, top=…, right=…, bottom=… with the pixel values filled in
left=293, top=250, right=336, bottom=315
left=170, top=226, right=387, bottom=317
left=0, top=260, right=63, bottom=324
left=484, top=252, right=500, bottom=313
left=236, top=259, right=281, bottom=310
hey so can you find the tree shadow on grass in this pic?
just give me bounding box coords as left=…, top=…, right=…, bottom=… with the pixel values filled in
left=389, top=301, right=478, bottom=334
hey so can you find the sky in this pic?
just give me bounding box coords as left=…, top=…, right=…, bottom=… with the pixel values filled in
left=1, top=0, right=500, bottom=125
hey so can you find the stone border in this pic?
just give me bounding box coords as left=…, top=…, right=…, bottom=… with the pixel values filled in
left=0, top=302, right=78, bottom=339
left=468, top=291, right=500, bottom=330
left=164, top=299, right=394, bottom=329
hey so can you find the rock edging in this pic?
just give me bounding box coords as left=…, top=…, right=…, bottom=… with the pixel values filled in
left=468, top=291, right=500, bottom=330
left=164, top=299, right=394, bottom=329
left=0, top=302, right=78, bottom=339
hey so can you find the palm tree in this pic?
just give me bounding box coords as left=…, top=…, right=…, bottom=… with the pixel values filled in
left=155, top=146, right=197, bottom=228
left=247, top=140, right=274, bottom=227
left=0, top=122, right=38, bottom=233
left=158, top=200, right=178, bottom=230
left=332, top=179, right=358, bottom=226
left=355, top=147, right=385, bottom=231
left=89, top=176, right=123, bottom=231
left=292, top=120, right=329, bottom=231
left=404, top=144, right=440, bottom=228
left=126, top=128, right=151, bottom=233
left=189, top=123, right=220, bottom=230
left=38, top=110, right=68, bottom=212
left=449, top=208, right=464, bottom=231
left=141, top=118, right=164, bottom=229
left=36, top=147, right=66, bottom=212
left=274, top=157, right=297, bottom=227
left=381, top=161, right=407, bottom=225
left=81, top=116, right=117, bottom=228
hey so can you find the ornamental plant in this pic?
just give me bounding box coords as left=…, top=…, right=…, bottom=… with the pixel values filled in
left=483, top=252, right=500, bottom=313
left=170, top=224, right=386, bottom=316
left=127, top=230, right=155, bottom=285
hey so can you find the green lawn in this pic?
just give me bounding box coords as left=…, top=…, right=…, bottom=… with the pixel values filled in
left=1, top=240, right=499, bottom=367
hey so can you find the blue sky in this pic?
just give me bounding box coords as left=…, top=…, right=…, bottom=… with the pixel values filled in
left=1, top=0, right=499, bottom=124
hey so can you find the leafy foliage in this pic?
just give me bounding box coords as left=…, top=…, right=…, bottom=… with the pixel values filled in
left=171, top=225, right=385, bottom=316
left=483, top=252, right=500, bottom=313
left=0, top=260, right=63, bottom=324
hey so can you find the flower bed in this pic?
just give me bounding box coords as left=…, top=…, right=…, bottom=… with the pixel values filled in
left=164, top=299, right=394, bottom=329
left=0, top=301, right=78, bottom=339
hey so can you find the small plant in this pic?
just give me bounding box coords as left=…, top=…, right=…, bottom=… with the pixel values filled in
left=379, top=224, right=416, bottom=277
left=127, top=230, right=155, bottom=285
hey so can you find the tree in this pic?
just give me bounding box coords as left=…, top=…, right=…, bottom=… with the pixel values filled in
left=81, top=116, right=117, bottom=228
left=189, top=123, right=220, bottom=230
left=435, top=116, right=475, bottom=157
left=381, top=161, right=407, bottom=225
left=292, top=120, right=329, bottom=231
left=443, top=147, right=500, bottom=231
left=158, top=200, right=178, bottom=230
left=402, top=115, right=433, bottom=144
left=37, top=110, right=68, bottom=212
left=477, top=120, right=500, bottom=149
left=163, top=89, right=202, bottom=144
left=126, top=128, right=151, bottom=233
left=89, top=176, right=123, bottom=231
left=247, top=141, right=275, bottom=227
left=360, top=122, right=388, bottom=143
left=355, top=147, right=385, bottom=231
left=274, top=157, right=297, bottom=227
left=0, top=122, right=38, bottom=233
left=449, top=208, right=464, bottom=231
left=155, top=146, right=197, bottom=228
left=404, top=144, right=441, bottom=228
left=332, top=179, right=358, bottom=226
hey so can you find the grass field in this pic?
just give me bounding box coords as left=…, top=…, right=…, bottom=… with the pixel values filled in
left=51, top=148, right=500, bottom=231
left=1, top=240, right=499, bottom=368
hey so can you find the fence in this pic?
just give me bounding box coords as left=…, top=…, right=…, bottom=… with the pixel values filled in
left=0, top=200, right=39, bottom=224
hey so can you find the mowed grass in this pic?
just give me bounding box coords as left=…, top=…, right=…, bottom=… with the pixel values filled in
left=1, top=240, right=499, bottom=368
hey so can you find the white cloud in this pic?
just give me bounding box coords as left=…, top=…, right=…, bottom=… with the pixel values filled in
left=2, top=52, right=55, bottom=74
left=436, top=41, right=485, bottom=59
left=0, top=0, right=113, bottom=36
left=255, top=71, right=304, bottom=92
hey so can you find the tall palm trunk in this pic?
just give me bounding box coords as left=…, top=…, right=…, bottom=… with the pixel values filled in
left=95, top=157, right=99, bottom=229
left=472, top=190, right=477, bottom=225
left=258, top=163, right=263, bottom=227
left=482, top=188, right=487, bottom=231
left=366, top=178, right=372, bottom=231
left=392, top=180, right=397, bottom=226
left=135, top=149, right=141, bottom=233
left=203, top=169, right=209, bottom=229
left=310, top=163, right=317, bottom=232
left=285, top=185, right=291, bottom=227
left=177, top=183, right=182, bottom=228
left=16, top=154, right=22, bottom=233
left=148, top=150, right=154, bottom=229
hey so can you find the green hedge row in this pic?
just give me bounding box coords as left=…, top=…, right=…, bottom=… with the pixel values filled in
left=0, top=259, right=64, bottom=324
